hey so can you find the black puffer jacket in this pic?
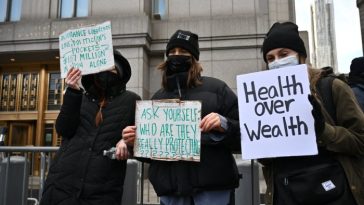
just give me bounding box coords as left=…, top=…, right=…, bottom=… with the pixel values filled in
left=40, top=51, right=141, bottom=205
left=148, top=76, right=241, bottom=196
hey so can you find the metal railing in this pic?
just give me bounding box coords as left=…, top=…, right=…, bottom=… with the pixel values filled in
left=0, top=146, right=264, bottom=205
left=0, top=146, right=161, bottom=205
left=0, top=146, right=58, bottom=205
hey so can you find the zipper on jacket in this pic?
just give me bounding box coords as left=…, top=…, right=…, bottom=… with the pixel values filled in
left=284, top=177, right=289, bottom=185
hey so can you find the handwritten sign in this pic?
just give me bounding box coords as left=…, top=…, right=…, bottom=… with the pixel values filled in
left=236, top=64, right=318, bottom=160
left=59, top=21, right=114, bottom=78
left=134, top=100, right=202, bottom=161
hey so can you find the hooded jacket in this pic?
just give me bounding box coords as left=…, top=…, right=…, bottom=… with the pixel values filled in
left=40, top=50, right=141, bottom=205
left=351, top=84, right=364, bottom=112
left=147, top=76, right=241, bottom=196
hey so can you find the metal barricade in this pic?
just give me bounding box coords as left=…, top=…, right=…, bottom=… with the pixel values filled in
left=0, top=147, right=263, bottom=205
left=0, top=156, right=29, bottom=205
left=122, top=159, right=138, bottom=205
left=0, top=147, right=161, bottom=205
left=0, top=147, right=58, bottom=205
left=235, top=159, right=261, bottom=205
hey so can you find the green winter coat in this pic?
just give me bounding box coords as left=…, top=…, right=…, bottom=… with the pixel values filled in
left=261, top=78, right=364, bottom=205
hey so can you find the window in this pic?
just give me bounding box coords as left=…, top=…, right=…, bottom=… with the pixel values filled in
left=20, top=73, right=38, bottom=111
left=9, top=0, right=21, bottom=21
left=0, top=73, right=18, bottom=111
left=152, top=0, right=166, bottom=20
left=0, top=72, right=39, bottom=112
left=47, top=72, right=63, bottom=110
left=0, top=0, right=22, bottom=22
left=76, top=0, right=88, bottom=17
left=0, top=0, right=7, bottom=22
left=60, top=0, right=88, bottom=19
left=0, top=73, right=39, bottom=111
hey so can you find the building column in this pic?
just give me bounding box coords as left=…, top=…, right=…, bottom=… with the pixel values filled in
left=35, top=66, right=47, bottom=146
left=357, top=0, right=364, bottom=53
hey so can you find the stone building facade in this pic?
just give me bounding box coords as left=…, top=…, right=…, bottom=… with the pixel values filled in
left=357, top=0, right=364, bottom=52
left=311, top=0, right=338, bottom=71
left=0, top=0, right=294, bottom=149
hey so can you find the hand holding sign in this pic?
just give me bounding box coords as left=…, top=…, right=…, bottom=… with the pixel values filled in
left=65, top=67, right=82, bottom=90
left=122, top=125, right=136, bottom=146
left=308, top=94, right=325, bottom=137
left=200, top=112, right=224, bottom=132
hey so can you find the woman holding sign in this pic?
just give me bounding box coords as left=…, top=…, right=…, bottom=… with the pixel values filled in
left=260, top=22, right=364, bottom=205
left=40, top=50, right=141, bottom=205
left=122, top=30, right=241, bottom=205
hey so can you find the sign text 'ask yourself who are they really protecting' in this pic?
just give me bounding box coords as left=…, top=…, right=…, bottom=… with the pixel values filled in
left=134, top=100, right=202, bottom=162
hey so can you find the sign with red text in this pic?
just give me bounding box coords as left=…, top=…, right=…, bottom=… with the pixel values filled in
left=134, top=100, right=201, bottom=161
left=59, top=21, right=114, bottom=78
left=236, top=64, right=318, bottom=160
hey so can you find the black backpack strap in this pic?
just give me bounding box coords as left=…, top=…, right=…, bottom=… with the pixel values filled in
left=316, top=76, right=337, bottom=124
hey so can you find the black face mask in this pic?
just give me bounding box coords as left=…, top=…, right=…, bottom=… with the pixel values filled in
left=94, top=71, right=121, bottom=90
left=166, top=55, right=192, bottom=76
left=85, top=71, right=123, bottom=99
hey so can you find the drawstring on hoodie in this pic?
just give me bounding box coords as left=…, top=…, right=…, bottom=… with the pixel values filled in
left=176, top=75, right=182, bottom=99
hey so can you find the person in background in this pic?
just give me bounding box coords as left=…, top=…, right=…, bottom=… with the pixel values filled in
left=0, top=127, right=7, bottom=159
left=348, top=56, right=364, bottom=111
left=0, top=127, right=7, bottom=146
left=121, top=30, right=241, bottom=205
left=260, top=22, right=364, bottom=205
left=40, top=50, right=141, bottom=205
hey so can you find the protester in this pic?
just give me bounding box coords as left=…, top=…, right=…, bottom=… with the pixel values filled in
left=348, top=56, right=364, bottom=111
left=260, top=21, right=364, bottom=205
left=122, top=30, right=241, bottom=205
left=40, top=50, right=141, bottom=205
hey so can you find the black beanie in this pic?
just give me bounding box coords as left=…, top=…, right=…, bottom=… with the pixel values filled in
left=262, top=22, right=307, bottom=62
left=166, top=30, right=200, bottom=60
left=349, top=57, right=364, bottom=76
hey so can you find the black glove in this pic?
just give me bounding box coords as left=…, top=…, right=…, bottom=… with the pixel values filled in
left=308, top=94, right=325, bottom=137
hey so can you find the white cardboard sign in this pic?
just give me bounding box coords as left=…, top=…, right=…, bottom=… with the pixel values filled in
left=59, top=21, right=114, bottom=78
left=134, top=100, right=202, bottom=161
left=236, top=64, right=318, bottom=160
